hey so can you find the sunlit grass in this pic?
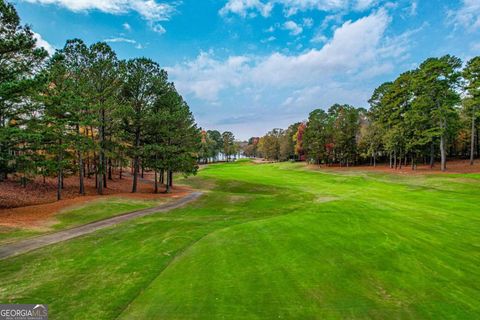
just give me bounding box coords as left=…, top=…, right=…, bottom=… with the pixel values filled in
left=0, top=160, right=479, bottom=319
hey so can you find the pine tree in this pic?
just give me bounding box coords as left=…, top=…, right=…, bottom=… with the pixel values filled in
left=463, top=57, right=480, bottom=165
left=120, top=58, right=168, bottom=193
left=0, top=0, right=48, bottom=180
left=414, top=56, right=462, bottom=171
left=87, top=42, right=120, bottom=194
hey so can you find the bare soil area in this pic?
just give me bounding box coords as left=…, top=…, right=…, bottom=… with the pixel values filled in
left=0, top=174, right=191, bottom=228
left=308, top=159, right=480, bottom=175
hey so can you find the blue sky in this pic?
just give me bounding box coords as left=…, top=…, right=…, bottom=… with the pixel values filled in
left=16, top=0, right=480, bottom=140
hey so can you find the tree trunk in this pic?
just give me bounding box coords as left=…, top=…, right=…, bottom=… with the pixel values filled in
left=98, top=152, right=103, bottom=194
left=169, top=170, right=173, bottom=187
left=103, top=157, right=107, bottom=188
left=477, top=126, right=480, bottom=160
left=165, top=169, right=171, bottom=193
left=160, top=169, right=164, bottom=184
left=132, top=156, right=139, bottom=193
left=154, top=170, right=158, bottom=194
left=119, top=165, right=123, bottom=180
left=429, top=143, right=435, bottom=168
left=78, top=151, right=85, bottom=195
left=470, top=110, right=476, bottom=165
left=77, top=125, right=85, bottom=195
left=108, top=158, right=113, bottom=180
left=57, top=145, right=63, bottom=201
left=440, top=134, right=447, bottom=171
left=132, top=129, right=141, bottom=193
left=98, top=109, right=105, bottom=195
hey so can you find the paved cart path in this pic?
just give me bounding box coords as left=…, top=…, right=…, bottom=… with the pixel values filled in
left=0, top=192, right=203, bottom=260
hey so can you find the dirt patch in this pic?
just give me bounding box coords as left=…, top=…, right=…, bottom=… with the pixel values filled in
left=314, top=196, right=339, bottom=203
left=252, top=158, right=276, bottom=164
left=226, top=195, right=249, bottom=203
left=307, top=160, right=480, bottom=175
left=0, top=174, right=192, bottom=229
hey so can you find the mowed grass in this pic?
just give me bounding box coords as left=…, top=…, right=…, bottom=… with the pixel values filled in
left=0, top=161, right=479, bottom=319
left=0, top=197, right=166, bottom=244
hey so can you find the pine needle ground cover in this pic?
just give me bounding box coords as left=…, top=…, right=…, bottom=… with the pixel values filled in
left=1, top=161, right=479, bottom=319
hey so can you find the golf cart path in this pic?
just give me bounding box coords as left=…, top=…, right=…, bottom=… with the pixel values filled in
left=0, top=191, right=203, bottom=260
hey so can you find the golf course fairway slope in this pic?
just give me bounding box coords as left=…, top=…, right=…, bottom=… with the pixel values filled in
left=1, top=160, right=479, bottom=319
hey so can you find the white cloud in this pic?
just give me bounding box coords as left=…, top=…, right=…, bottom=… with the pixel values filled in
left=320, top=12, right=345, bottom=30
left=151, top=23, right=166, bottom=34
left=261, top=36, right=276, bottom=43
left=104, top=37, right=136, bottom=44
left=219, top=0, right=273, bottom=17
left=310, top=33, right=327, bottom=43
left=448, top=0, right=480, bottom=32
left=407, top=1, right=417, bottom=16
left=251, top=9, right=393, bottom=86
left=303, top=17, right=314, bottom=28
left=283, top=20, right=303, bottom=35
left=280, top=0, right=346, bottom=16
left=123, top=22, right=132, bottom=31
left=354, top=0, right=377, bottom=11
left=22, top=0, right=175, bottom=32
left=220, top=0, right=380, bottom=18
left=166, top=52, right=251, bottom=101
left=169, top=9, right=407, bottom=102
left=33, top=32, right=55, bottom=55
left=104, top=37, right=144, bottom=49
left=265, top=26, right=275, bottom=32
left=281, top=84, right=368, bottom=109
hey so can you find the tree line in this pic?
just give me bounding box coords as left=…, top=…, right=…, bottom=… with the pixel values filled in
left=0, top=0, right=201, bottom=199
left=198, top=130, right=241, bottom=163
left=246, top=55, right=480, bottom=171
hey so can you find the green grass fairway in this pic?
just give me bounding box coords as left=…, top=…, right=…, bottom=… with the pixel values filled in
left=1, top=161, right=479, bottom=319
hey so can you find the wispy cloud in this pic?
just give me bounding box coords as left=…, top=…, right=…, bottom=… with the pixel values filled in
left=283, top=20, right=303, bottom=35
left=447, top=0, right=480, bottom=32
left=123, top=22, right=132, bottom=31
left=169, top=9, right=409, bottom=103
left=22, top=0, right=176, bottom=33
left=219, top=0, right=273, bottom=18
left=220, top=0, right=380, bottom=18
left=262, top=36, right=276, bottom=42
left=104, top=37, right=144, bottom=49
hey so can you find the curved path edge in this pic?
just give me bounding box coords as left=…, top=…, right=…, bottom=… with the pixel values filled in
left=0, top=191, right=203, bottom=260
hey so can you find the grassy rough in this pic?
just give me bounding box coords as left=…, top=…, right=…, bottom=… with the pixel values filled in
left=0, top=161, right=479, bottom=319
left=0, top=198, right=165, bottom=244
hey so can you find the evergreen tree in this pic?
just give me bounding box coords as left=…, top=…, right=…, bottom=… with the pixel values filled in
left=87, top=42, right=120, bottom=194
left=463, top=57, right=480, bottom=165
left=120, top=58, right=168, bottom=193
left=303, top=109, right=331, bottom=164
left=0, top=0, right=48, bottom=180
left=414, top=55, right=462, bottom=171
left=222, top=131, right=235, bottom=161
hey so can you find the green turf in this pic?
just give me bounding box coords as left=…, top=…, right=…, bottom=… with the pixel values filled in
left=0, top=197, right=165, bottom=245
left=0, top=161, right=479, bottom=319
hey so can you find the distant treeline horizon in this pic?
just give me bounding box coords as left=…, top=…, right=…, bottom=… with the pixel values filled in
left=235, top=55, right=480, bottom=171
